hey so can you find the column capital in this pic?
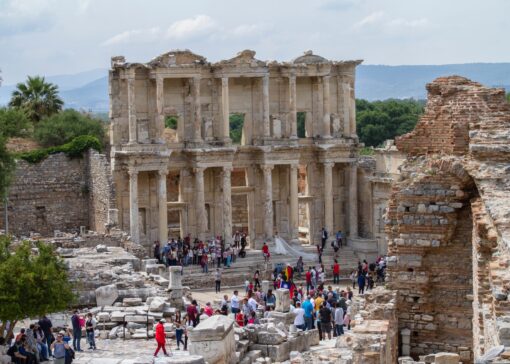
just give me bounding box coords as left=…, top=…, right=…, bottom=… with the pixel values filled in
left=222, top=77, right=229, bottom=86
left=322, top=74, right=331, bottom=82
left=158, top=169, right=168, bottom=177
left=290, top=164, right=299, bottom=171
left=128, top=168, right=139, bottom=177
left=193, top=167, right=205, bottom=175
left=222, top=166, right=233, bottom=173
left=261, top=165, right=274, bottom=173
left=323, top=161, right=334, bottom=168
left=126, top=68, right=136, bottom=79
left=193, top=75, right=201, bottom=83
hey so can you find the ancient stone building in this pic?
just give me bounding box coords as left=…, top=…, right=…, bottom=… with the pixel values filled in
left=386, top=76, right=510, bottom=362
left=108, top=49, right=367, bottom=250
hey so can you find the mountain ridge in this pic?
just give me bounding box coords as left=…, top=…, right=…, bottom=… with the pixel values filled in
left=1, top=63, right=509, bottom=112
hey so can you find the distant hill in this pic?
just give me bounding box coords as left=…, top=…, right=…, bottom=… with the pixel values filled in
left=1, top=63, right=509, bottom=111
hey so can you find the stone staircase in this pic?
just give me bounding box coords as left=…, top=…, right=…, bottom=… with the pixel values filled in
left=177, top=244, right=359, bottom=289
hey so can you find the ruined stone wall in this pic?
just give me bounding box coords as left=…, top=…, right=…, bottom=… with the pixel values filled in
left=87, top=150, right=116, bottom=233
left=0, top=153, right=89, bottom=235
left=388, top=76, right=510, bottom=362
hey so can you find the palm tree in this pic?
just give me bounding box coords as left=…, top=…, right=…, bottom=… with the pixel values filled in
left=9, top=76, right=64, bottom=122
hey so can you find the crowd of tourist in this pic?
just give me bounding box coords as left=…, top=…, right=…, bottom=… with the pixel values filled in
left=153, top=232, right=249, bottom=271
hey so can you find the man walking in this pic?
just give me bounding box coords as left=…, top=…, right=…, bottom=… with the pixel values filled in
left=71, top=310, right=82, bottom=352
left=302, top=296, right=314, bottom=330
left=321, top=227, right=328, bottom=250
left=215, top=268, right=222, bottom=293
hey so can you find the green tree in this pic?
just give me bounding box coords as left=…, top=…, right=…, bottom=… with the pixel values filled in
left=506, top=93, right=510, bottom=103
left=0, top=237, right=75, bottom=337
left=229, top=113, right=244, bottom=144
left=356, top=98, right=424, bottom=147
left=297, top=112, right=306, bottom=138
left=164, top=116, right=178, bottom=130
left=0, top=107, right=32, bottom=138
left=34, top=109, right=105, bottom=147
left=0, top=136, right=14, bottom=199
left=9, top=76, right=64, bottom=123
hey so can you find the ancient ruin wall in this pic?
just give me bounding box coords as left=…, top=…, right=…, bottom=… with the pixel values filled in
left=0, top=153, right=89, bottom=235
left=388, top=76, right=510, bottom=362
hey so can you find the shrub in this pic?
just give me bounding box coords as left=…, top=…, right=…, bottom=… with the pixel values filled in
left=34, top=109, right=105, bottom=147
left=17, top=135, right=102, bottom=163
left=0, top=107, right=32, bottom=138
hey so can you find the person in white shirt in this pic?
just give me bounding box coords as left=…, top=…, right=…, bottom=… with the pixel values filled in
left=248, top=292, right=258, bottom=313
left=231, top=290, right=240, bottom=314
left=293, top=302, right=306, bottom=330
left=334, top=303, right=344, bottom=336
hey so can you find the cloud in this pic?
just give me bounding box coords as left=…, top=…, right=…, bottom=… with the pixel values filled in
left=353, top=11, right=385, bottom=29
left=387, top=18, right=429, bottom=29
left=166, top=15, right=216, bottom=40
left=0, top=0, right=56, bottom=36
left=102, top=27, right=161, bottom=46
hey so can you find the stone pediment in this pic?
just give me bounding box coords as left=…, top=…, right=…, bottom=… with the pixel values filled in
left=215, top=49, right=267, bottom=68
left=148, top=49, right=207, bottom=67
left=292, top=50, right=329, bottom=64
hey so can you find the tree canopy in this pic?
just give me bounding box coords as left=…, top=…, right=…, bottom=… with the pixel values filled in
left=9, top=76, right=63, bottom=123
left=0, top=237, right=75, bottom=324
left=356, top=98, right=424, bottom=147
left=33, top=109, right=105, bottom=147
left=229, top=113, right=244, bottom=144
left=0, top=108, right=32, bottom=138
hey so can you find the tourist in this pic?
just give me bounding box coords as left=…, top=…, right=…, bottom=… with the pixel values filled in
left=357, top=273, right=366, bottom=295
left=215, top=268, right=222, bottom=293
left=235, top=311, right=244, bottom=327
left=302, top=296, right=314, bottom=330
left=350, top=270, right=357, bottom=289
left=153, top=241, right=161, bottom=263
left=293, top=301, right=306, bottom=331
left=37, top=316, right=53, bottom=357
left=319, top=302, right=332, bottom=340
left=231, top=290, right=240, bottom=314
left=285, top=264, right=293, bottom=281
left=85, top=313, right=96, bottom=350
left=6, top=336, right=29, bottom=363
left=253, top=270, right=261, bottom=290
left=296, top=256, right=304, bottom=278
left=344, top=301, right=352, bottom=330
left=321, top=227, right=328, bottom=250
left=201, top=252, right=208, bottom=273
left=34, top=324, right=49, bottom=361
left=316, top=245, right=323, bottom=264
left=346, top=286, right=353, bottom=300
left=173, top=311, right=185, bottom=351
left=262, top=242, right=270, bottom=262
left=265, top=289, right=276, bottom=309
left=336, top=230, right=343, bottom=248
left=51, top=333, right=70, bottom=364
left=334, top=303, right=344, bottom=336
left=187, top=300, right=199, bottom=327
left=204, top=302, right=213, bottom=317
left=241, top=298, right=251, bottom=326
left=248, top=311, right=259, bottom=325
left=233, top=231, right=241, bottom=249
left=71, top=310, right=82, bottom=352
left=247, top=292, right=258, bottom=313
left=332, top=260, right=340, bottom=284
left=24, top=325, right=38, bottom=362
left=153, top=319, right=169, bottom=357
left=305, top=267, right=313, bottom=294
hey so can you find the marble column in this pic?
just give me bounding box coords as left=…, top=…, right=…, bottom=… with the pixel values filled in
left=289, top=164, right=299, bottom=240
left=127, top=71, right=137, bottom=144
left=349, top=162, right=358, bottom=238
left=262, top=165, right=274, bottom=240
left=158, top=169, right=168, bottom=244
left=194, top=167, right=206, bottom=240
left=192, top=76, right=202, bottom=142
left=289, top=74, right=297, bottom=139
left=341, top=81, right=352, bottom=137
left=128, top=169, right=139, bottom=243
left=221, top=77, right=230, bottom=142
left=222, top=167, right=233, bottom=246
left=323, top=162, right=334, bottom=238
left=322, top=75, right=331, bottom=138
left=262, top=74, right=270, bottom=138
left=155, top=76, right=165, bottom=143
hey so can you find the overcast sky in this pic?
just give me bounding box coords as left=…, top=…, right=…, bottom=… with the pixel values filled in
left=1, top=0, right=509, bottom=84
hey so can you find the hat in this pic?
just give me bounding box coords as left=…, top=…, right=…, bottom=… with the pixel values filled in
left=159, top=319, right=166, bottom=323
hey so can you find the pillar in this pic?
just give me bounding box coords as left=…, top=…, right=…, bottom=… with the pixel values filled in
left=341, top=79, right=352, bottom=137
left=289, top=74, right=297, bottom=139
left=128, top=169, right=139, bottom=243
left=289, top=164, right=299, bottom=240
left=323, top=162, right=334, bottom=237
left=127, top=70, right=137, bottom=144
left=222, top=167, right=233, bottom=246
left=262, top=74, right=270, bottom=138
left=192, top=76, right=202, bottom=142
left=349, top=162, right=358, bottom=238
left=158, top=169, right=168, bottom=244
left=194, top=167, right=206, bottom=240
left=322, top=75, right=331, bottom=138
left=155, top=76, right=165, bottom=143
left=221, top=77, right=230, bottom=142
left=262, top=165, right=274, bottom=240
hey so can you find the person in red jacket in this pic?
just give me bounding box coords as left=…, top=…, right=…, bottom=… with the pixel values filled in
left=154, top=319, right=169, bottom=357
left=262, top=242, right=270, bottom=262
left=305, top=267, right=313, bottom=294
left=333, top=260, right=341, bottom=284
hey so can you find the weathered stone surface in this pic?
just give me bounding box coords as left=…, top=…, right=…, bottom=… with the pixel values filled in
left=189, top=315, right=236, bottom=364
left=96, top=284, right=119, bottom=306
